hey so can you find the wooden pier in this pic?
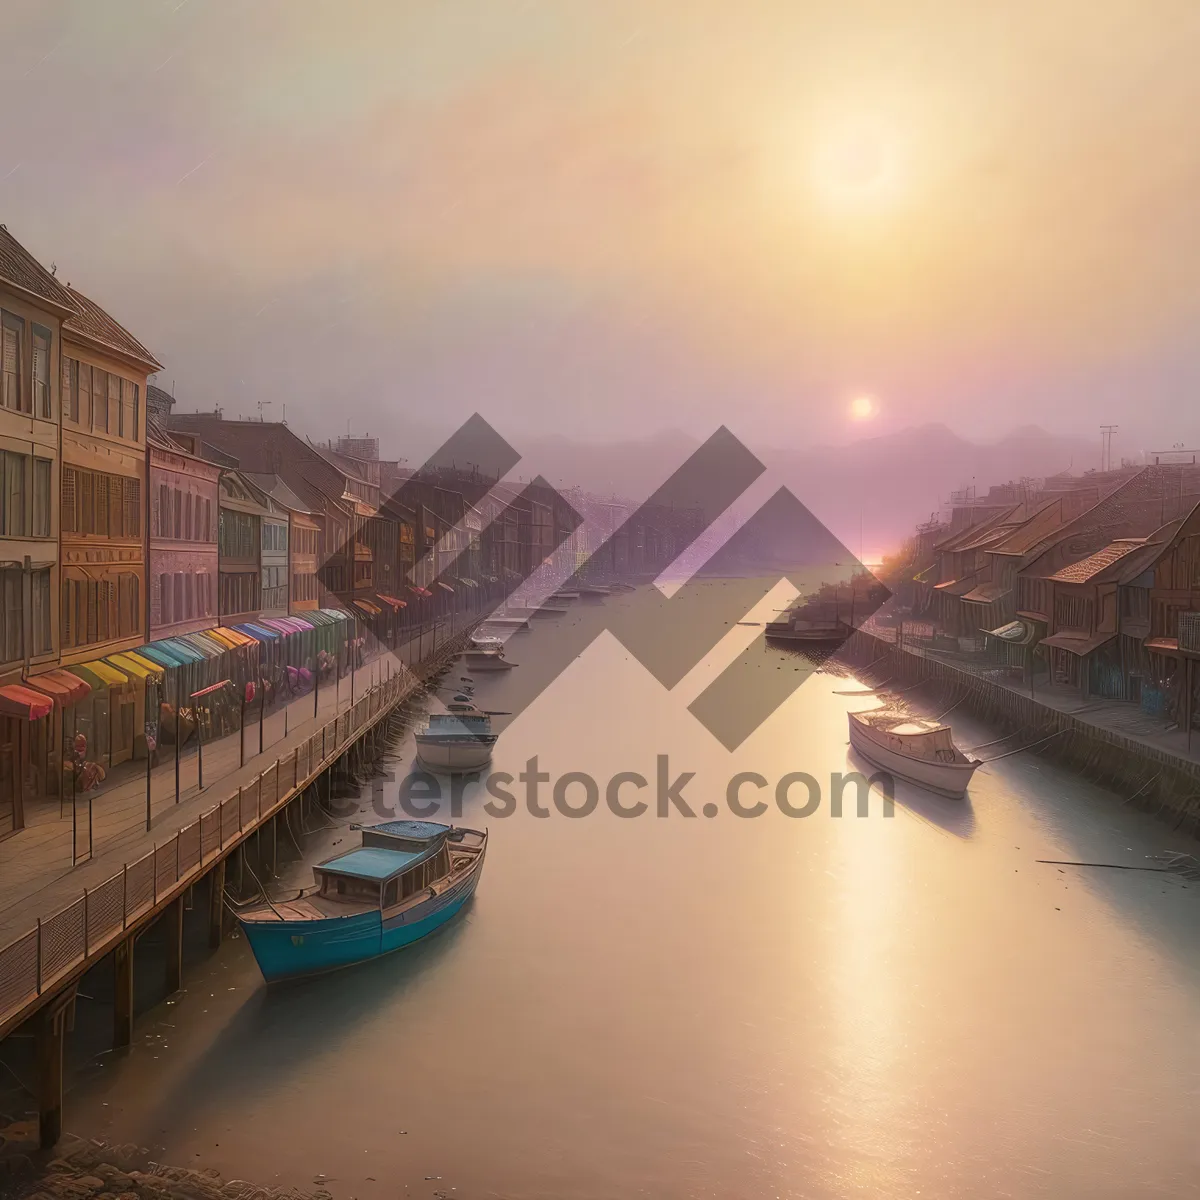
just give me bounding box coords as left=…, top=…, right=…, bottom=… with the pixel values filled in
left=0, top=629, right=475, bottom=1147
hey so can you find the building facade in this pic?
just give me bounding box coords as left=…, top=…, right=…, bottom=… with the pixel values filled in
left=59, top=286, right=161, bottom=667
left=148, top=416, right=220, bottom=639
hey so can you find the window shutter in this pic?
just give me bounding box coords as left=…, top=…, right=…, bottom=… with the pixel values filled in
left=124, top=477, right=140, bottom=536
left=62, top=468, right=77, bottom=534
left=95, top=472, right=109, bottom=536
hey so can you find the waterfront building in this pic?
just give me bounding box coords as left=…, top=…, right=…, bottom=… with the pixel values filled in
left=147, top=408, right=221, bottom=640
left=59, top=285, right=160, bottom=772
left=0, top=229, right=77, bottom=832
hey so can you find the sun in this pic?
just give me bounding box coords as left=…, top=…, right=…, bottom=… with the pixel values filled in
left=849, top=395, right=877, bottom=422
left=812, top=120, right=902, bottom=215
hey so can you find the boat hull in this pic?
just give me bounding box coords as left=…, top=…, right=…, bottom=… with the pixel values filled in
left=847, top=717, right=978, bottom=799
left=414, top=737, right=495, bottom=772
left=238, top=857, right=484, bottom=983
left=463, top=652, right=514, bottom=671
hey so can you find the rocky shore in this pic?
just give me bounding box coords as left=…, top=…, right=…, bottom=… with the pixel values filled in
left=0, top=1121, right=331, bottom=1200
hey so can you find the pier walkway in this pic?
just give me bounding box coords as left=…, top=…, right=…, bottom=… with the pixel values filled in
left=0, top=619, right=468, bottom=1043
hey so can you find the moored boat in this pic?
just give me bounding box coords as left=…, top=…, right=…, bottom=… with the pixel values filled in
left=415, top=702, right=498, bottom=772
left=236, top=820, right=487, bottom=982
left=764, top=615, right=851, bottom=645
left=464, top=636, right=515, bottom=672
left=847, top=709, right=980, bottom=799
left=579, top=584, right=610, bottom=600
left=482, top=614, right=531, bottom=630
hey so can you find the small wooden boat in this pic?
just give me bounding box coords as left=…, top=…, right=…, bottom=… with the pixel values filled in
left=415, top=702, right=498, bottom=772
left=847, top=710, right=980, bottom=799
left=764, top=615, right=850, bottom=646
left=237, top=820, right=487, bottom=982
left=579, top=584, right=610, bottom=600
left=552, top=589, right=580, bottom=601
left=464, top=636, right=515, bottom=672
left=607, top=581, right=636, bottom=592
left=482, top=614, right=531, bottom=630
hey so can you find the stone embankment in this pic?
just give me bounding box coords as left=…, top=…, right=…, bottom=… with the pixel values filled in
left=0, top=1119, right=330, bottom=1200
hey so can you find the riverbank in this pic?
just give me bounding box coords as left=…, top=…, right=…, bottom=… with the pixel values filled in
left=0, top=1117, right=332, bottom=1200
left=842, top=629, right=1200, bottom=836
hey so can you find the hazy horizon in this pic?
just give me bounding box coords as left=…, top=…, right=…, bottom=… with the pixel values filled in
left=3, top=1, right=1200, bottom=465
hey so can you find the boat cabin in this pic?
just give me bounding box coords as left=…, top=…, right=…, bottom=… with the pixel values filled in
left=314, top=821, right=454, bottom=909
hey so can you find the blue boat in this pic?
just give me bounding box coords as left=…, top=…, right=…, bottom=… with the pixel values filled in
left=235, top=820, right=487, bottom=982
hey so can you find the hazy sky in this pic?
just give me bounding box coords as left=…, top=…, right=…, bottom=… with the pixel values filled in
left=3, top=1, right=1199, bottom=457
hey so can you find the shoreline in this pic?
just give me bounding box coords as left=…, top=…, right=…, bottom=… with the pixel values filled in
left=0, top=1119, right=332, bottom=1200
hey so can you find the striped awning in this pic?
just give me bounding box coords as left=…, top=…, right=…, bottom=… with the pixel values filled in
left=106, top=652, right=163, bottom=681
left=70, top=658, right=130, bottom=689
left=0, top=684, right=53, bottom=720
left=353, top=599, right=382, bottom=616
left=25, top=669, right=91, bottom=707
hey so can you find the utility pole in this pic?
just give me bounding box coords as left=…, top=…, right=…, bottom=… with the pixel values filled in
left=1100, top=425, right=1118, bottom=474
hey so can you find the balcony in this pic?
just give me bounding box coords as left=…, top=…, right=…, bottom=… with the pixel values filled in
left=1178, top=612, right=1200, bottom=655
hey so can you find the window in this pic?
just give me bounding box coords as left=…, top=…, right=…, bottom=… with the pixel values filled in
left=63, top=357, right=77, bottom=423
left=107, top=373, right=120, bottom=435
left=62, top=571, right=139, bottom=648
left=2, top=312, right=24, bottom=412
left=78, top=362, right=92, bottom=427
left=32, top=326, right=51, bottom=418
left=184, top=491, right=193, bottom=541
left=204, top=497, right=212, bottom=542
left=1, top=569, right=21, bottom=663
left=62, top=467, right=140, bottom=538
left=33, top=459, right=50, bottom=537
left=160, top=572, right=171, bottom=625
left=120, top=379, right=138, bottom=441
left=1, top=452, right=27, bottom=536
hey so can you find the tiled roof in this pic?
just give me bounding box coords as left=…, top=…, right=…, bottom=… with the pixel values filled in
left=0, top=225, right=76, bottom=312
left=64, top=285, right=162, bottom=371
left=1049, top=540, right=1145, bottom=584
left=990, top=499, right=1066, bottom=555
left=961, top=582, right=1010, bottom=604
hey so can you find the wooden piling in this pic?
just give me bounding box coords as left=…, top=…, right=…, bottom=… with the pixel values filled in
left=164, top=896, right=184, bottom=994
left=113, top=935, right=134, bottom=1048
left=208, top=859, right=226, bottom=950
left=37, top=987, right=74, bottom=1148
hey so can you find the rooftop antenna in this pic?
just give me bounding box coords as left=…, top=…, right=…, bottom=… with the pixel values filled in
left=257, top=400, right=272, bottom=422
left=1100, top=424, right=1118, bottom=473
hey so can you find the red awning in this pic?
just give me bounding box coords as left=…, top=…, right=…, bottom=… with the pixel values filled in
left=377, top=594, right=407, bottom=610
left=25, top=669, right=91, bottom=708
left=407, top=585, right=434, bottom=597
left=191, top=679, right=233, bottom=699
left=0, top=684, right=54, bottom=721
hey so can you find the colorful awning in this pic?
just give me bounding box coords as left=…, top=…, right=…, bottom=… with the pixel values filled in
left=353, top=599, right=382, bottom=616
left=107, top=652, right=163, bottom=680
left=376, top=594, right=407, bottom=610
left=407, top=585, right=434, bottom=598
left=25, top=669, right=91, bottom=707
left=70, top=658, right=130, bottom=688
left=178, top=632, right=227, bottom=659
left=436, top=581, right=455, bottom=593
left=233, top=623, right=281, bottom=642
left=0, top=684, right=53, bottom=721
left=147, top=637, right=208, bottom=665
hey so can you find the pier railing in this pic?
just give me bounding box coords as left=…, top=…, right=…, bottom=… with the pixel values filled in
left=0, top=669, right=408, bottom=1035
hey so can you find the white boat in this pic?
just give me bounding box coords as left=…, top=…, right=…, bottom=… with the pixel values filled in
left=415, top=703, right=498, bottom=773
left=482, top=614, right=530, bottom=631
left=847, top=709, right=979, bottom=799
left=463, top=638, right=515, bottom=672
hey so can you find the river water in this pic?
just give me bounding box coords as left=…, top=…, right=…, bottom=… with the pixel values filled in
left=61, top=583, right=1200, bottom=1198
